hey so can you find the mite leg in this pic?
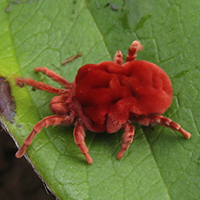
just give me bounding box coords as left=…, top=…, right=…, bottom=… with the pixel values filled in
left=16, top=78, right=66, bottom=94
left=15, top=115, right=70, bottom=158
left=126, top=40, right=143, bottom=62
left=34, top=67, right=72, bottom=89
left=149, top=114, right=191, bottom=139
left=73, top=123, right=93, bottom=164
left=117, top=122, right=135, bottom=160
left=113, top=50, right=124, bottom=65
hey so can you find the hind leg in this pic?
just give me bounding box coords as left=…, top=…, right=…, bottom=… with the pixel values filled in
left=149, top=114, right=191, bottom=139
left=117, top=122, right=135, bottom=159
left=113, top=40, right=143, bottom=65
left=113, top=50, right=124, bottom=65
left=126, top=40, right=143, bottom=62
left=73, top=122, right=93, bottom=164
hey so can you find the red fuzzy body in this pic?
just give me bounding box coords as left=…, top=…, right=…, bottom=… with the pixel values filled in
left=15, top=41, right=191, bottom=164
left=75, top=60, right=172, bottom=133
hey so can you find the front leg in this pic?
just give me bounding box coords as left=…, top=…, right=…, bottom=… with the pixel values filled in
left=73, top=122, right=93, bottom=164
left=117, top=122, right=135, bottom=159
left=16, top=78, right=66, bottom=94
left=16, top=115, right=71, bottom=158
left=34, top=67, right=72, bottom=89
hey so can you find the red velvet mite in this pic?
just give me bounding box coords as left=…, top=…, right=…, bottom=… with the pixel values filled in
left=15, top=41, right=191, bottom=164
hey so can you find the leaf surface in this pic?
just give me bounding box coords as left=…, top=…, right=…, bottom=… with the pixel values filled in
left=1, top=0, right=200, bottom=199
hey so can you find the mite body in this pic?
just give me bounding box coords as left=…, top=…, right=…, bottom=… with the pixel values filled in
left=15, top=41, right=191, bottom=164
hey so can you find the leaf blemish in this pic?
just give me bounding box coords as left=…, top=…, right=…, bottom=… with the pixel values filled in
left=134, top=14, right=152, bottom=31
left=0, top=77, right=16, bottom=124
left=6, top=1, right=22, bottom=13
left=104, top=3, right=119, bottom=11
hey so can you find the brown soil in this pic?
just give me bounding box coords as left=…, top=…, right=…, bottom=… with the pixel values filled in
left=0, top=128, right=56, bottom=200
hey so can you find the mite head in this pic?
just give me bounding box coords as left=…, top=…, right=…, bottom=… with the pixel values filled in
left=50, top=95, right=71, bottom=115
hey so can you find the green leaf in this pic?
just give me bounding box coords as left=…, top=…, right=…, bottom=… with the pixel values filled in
left=1, top=0, right=200, bottom=199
